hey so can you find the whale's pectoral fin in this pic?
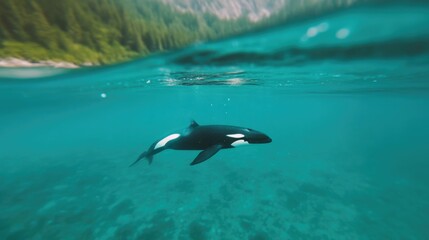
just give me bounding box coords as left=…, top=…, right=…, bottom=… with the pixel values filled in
left=190, top=144, right=223, bottom=166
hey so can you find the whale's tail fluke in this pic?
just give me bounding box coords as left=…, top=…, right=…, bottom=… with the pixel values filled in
left=129, top=151, right=153, bottom=167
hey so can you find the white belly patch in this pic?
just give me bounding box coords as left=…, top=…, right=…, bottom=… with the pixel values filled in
left=231, top=139, right=249, bottom=147
left=154, top=133, right=180, bottom=149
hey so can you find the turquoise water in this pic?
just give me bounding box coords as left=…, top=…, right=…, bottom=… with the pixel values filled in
left=1, top=4, right=429, bottom=240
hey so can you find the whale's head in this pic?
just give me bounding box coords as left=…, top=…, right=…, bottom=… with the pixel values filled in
left=227, top=128, right=272, bottom=147
left=243, top=128, right=272, bottom=144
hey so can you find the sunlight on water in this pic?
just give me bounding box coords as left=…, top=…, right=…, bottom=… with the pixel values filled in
left=1, top=3, right=429, bottom=240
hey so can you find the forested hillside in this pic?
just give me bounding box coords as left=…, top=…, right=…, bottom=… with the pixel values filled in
left=0, top=0, right=252, bottom=65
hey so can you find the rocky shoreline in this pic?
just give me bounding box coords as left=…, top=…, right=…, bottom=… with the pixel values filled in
left=0, top=58, right=88, bottom=69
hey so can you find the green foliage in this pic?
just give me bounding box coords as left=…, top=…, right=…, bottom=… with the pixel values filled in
left=0, top=41, right=137, bottom=65
left=0, top=0, right=253, bottom=65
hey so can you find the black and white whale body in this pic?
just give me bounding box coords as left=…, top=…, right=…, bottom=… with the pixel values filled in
left=130, top=120, right=272, bottom=166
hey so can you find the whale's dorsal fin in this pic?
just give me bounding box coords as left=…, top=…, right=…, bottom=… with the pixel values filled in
left=190, top=144, right=222, bottom=165
left=189, top=120, right=199, bottom=128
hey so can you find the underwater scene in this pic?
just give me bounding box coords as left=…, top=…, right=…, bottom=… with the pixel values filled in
left=1, top=3, right=429, bottom=240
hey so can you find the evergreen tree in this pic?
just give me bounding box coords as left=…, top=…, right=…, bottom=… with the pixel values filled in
left=57, top=31, right=71, bottom=51
left=0, top=0, right=27, bottom=40
left=0, top=27, right=5, bottom=48
left=23, top=1, right=56, bottom=49
left=65, top=8, right=83, bottom=43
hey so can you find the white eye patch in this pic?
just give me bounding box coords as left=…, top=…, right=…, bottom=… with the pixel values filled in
left=154, top=133, right=180, bottom=149
left=231, top=139, right=249, bottom=147
left=227, top=133, right=245, bottom=138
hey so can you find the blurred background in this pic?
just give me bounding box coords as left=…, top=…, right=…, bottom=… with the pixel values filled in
left=0, top=0, right=368, bottom=67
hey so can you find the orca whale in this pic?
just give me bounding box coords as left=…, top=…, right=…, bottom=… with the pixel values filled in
left=130, top=120, right=272, bottom=166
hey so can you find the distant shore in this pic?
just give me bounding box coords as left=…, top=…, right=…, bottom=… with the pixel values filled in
left=0, top=58, right=94, bottom=69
